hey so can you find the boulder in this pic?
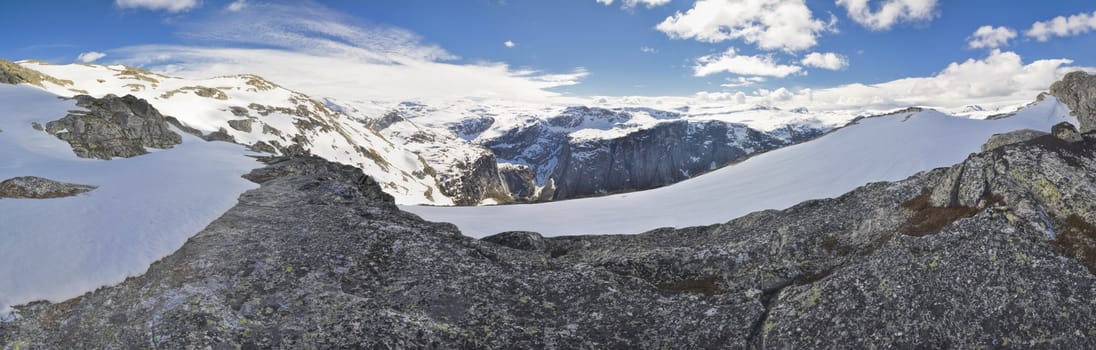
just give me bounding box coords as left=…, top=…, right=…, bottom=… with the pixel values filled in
left=982, top=129, right=1048, bottom=152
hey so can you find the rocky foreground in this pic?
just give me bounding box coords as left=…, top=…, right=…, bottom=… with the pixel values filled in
left=2, top=118, right=1095, bottom=348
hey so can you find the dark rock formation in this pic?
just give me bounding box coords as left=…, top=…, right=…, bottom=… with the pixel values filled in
left=1050, top=71, right=1096, bottom=133
left=498, top=163, right=537, bottom=202
left=44, top=94, right=182, bottom=159
left=982, top=129, right=1048, bottom=152
left=0, top=176, right=96, bottom=199
left=437, top=151, right=511, bottom=205
left=3, top=124, right=1094, bottom=348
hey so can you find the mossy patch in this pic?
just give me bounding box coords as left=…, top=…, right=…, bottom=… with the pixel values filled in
left=1053, top=215, right=1096, bottom=274
left=898, top=188, right=1003, bottom=236
left=656, top=275, right=721, bottom=296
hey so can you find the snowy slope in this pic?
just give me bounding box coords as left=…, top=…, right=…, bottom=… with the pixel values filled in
left=0, top=84, right=261, bottom=315
left=18, top=61, right=451, bottom=205
left=403, top=98, right=1076, bottom=237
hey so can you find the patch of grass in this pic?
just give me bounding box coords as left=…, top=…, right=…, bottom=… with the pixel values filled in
left=656, top=275, right=721, bottom=296
left=1053, top=215, right=1096, bottom=274
left=898, top=189, right=1004, bottom=236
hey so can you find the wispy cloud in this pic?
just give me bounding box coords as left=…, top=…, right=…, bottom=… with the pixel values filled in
left=114, top=0, right=200, bottom=13
left=76, top=51, right=107, bottom=63
left=112, top=2, right=586, bottom=103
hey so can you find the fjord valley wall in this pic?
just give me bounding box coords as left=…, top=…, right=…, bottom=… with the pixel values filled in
left=2, top=66, right=1096, bottom=348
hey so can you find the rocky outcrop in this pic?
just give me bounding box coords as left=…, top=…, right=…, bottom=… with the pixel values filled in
left=1050, top=71, right=1096, bottom=133
left=982, top=129, right=1048, bottom=152
left=498, top=163, right=537, bottom=202
left=0, top=176, right=95, bottom=199
left=437, top=151, right=511, bottom=205
left=3, top=123, right=1094, bottom=348
left=44, top=94, right=182, bottom=159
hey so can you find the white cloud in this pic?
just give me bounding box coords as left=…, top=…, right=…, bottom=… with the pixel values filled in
left=801, top=52, right=849, bottom=70
left=656, top=0, right=832, bottom=52
left=1025, top=10, right=1096, bottom=42
left=114, top=0, right=200, bottom=12
left=693, top=48, right=802, bottom=77
left=112, top=2, right=586, bottom=104
left=640, top=46, right=658, bottom=53
left=76, top=51, right=107, bottom=63
left=226, top=0, right=247, bottom=12
left=695, top=91, right=748, bottom=104
left=768, top=87, right=794, bottom=101
left=788, top=50, right=1093, bottom=110
left=967, top=25, right=1016, bottom=49
left=597, top=0, right=672, bottom=9
left=722, top=76, right=766, bottom=88
left=504, top=40, right=516, bottom=48
left=835, top=0, right=938, bottom=31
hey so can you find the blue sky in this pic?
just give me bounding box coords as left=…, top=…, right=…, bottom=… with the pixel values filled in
left=2, top=0, right=1095, bottom=101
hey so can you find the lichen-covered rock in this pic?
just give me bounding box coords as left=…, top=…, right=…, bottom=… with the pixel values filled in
left=1052, top=121, right=1083, bottom=142
left=44, top=94, right=182, bottom=159
left=0, top=176, right=96, bottom=199
left=1050, top=71, right=1096, bottom=133
left=2, top=126, right=1094, bottom=348
left=982, top=129, right=1047, bottom=152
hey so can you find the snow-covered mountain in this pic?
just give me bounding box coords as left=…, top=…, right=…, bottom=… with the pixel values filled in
left=8, top=60, right=452, bottom=205
left=404, top=97, right=1078, bottom=237
left=3, top=60, right=863, bottom=206
left=360, top=100, right=852, bottom=203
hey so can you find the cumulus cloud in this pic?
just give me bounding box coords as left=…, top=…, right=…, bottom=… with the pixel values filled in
left=693, top=48, right=802, bottom=77
left=597, top=0, right=671, bottom=9
left=835, top=0, right=938, bottom=31
left=114, top=0, right=200, bottom=12
left=640, top=46, right=658, bottom=54
left=76, top=51, right=107, bottom=63
left=112, top=2, right=586, bottom=104
left=504, top=40, right=516, bottom=48
left=967, top=25, right=1017, bottom=49
left=1025, top=10, right=1096, bottom=42
left=801, top=52, right=849, bottom=70
left=656, top=0, right=833, bottom=52
left=695, top=91, right=748, bottom=104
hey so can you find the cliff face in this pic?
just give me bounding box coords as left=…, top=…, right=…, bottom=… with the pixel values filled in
left=476, top=107, right=823, bottom=201
left=4, top=122, right=1094, bottom=348
left=548, top=120, right=791, bottom=199
left=1051, top=71, right=1096, bottom=133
